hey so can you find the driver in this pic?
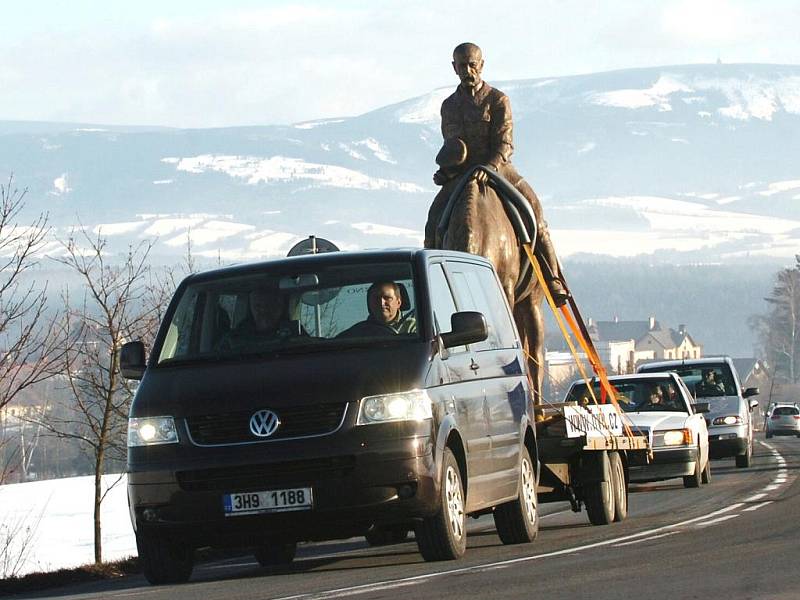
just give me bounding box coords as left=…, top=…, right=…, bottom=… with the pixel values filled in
left=339, top=281, right=416, bottom=337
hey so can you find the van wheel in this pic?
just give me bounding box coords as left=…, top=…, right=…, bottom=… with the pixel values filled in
left=735, top=443, right=752, bottom=468
left=254, top=541, right=297, bottom=567
left=416, top=447, right=466, bottom=561
left=494, top=445, right=538, bottom=544
left=136, top=530, right=194, bottom=585
left=365, top=525, right=410, bottom=546
left=701, top=457, right=712, bottom=484
left=584, top=451, right=615, bottom=526
left=610, top=452, right=627, bottom=522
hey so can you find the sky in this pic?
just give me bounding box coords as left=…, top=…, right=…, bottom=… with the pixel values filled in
left=1, top=0, right=799, bottom=128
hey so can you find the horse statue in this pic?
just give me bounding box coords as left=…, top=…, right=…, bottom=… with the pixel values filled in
left=431, top=142, right=546, bottom=407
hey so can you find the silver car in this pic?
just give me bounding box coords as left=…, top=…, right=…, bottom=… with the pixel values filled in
left=766, top=404, right=800, bottom=438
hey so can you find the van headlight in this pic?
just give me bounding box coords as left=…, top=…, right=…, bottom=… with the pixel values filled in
left=713, top=415, right=743, bottom=425
left=357, top=390, right=432, bottom=425
left=128, top=417, right=179, bottom=447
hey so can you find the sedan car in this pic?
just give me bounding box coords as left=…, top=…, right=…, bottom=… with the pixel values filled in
left=565, top=372, right=710, bottom=488
left=766, top=404, right=800, bottom=438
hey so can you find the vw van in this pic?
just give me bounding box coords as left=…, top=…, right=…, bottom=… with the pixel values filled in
left=121, top=249, right=539, bottom=584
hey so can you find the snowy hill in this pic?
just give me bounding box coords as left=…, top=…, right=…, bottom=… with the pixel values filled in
left=2, top=63, right=799, bottom=263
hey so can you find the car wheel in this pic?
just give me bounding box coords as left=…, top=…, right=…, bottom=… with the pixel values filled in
left=416, top=447, right=467, bottom=561
left=494, top=445, right=539, bottom=544
left=701, top=456, right=712, bottom=484
left=683, top=449, right=702, bottom=488
left=735, top=442, right=752, bottom=468
left=254, top=541, right=297, bottom=567
left=609, top=451, right=627, bottom=522
left=364, top=525, right=410, bottom=546
left=584, top=451, right=615, bottom=526
left=136, top=529, right=194, bottom=585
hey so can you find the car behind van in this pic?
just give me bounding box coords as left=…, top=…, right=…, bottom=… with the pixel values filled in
left=637, top=356, right=759, bottom=467
left=121, top=249, right=539, bottom=584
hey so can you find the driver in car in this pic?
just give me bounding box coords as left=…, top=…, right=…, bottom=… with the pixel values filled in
left=339, top=281, right=416, bottom=337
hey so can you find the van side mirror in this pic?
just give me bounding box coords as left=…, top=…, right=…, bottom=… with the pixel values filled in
left=119, top=341, right=146, bottom=380
left=441, top=311, right=488, bottom=349
left=693, top=402, right=710, bottom=414
left=743, top=387, right=759, bottom=398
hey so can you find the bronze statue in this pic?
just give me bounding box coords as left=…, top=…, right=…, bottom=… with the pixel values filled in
left=425, top=42, right=568, bottom=305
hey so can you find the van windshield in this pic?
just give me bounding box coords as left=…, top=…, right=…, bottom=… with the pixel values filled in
left=156, top=262, right=419, bottom=364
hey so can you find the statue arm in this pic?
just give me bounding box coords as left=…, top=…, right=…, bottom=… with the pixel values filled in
left=488, top=94, right=514, bottom=170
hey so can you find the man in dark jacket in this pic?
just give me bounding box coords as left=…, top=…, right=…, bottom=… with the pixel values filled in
left=425, top=42, right=568, bottom=305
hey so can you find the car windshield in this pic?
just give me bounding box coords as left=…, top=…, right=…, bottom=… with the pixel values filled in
left=641, top=363, right=736, bottom=397
left=156, top=261, right=420, bottom=364
left=566, top=379, right=689, bottom=413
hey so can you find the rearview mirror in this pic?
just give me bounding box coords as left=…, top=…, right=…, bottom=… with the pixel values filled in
left=743, top=387, right=759, bottom=398
left=119, top=341, right=146, bottom=380
left=441, top=311, right=488, bottom=349
left=693, top=402, right=710, bottom=414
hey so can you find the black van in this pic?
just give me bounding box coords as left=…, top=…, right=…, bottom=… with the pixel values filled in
left=121, top=249, right=538, bottom=584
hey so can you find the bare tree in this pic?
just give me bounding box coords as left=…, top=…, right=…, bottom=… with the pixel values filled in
left=753, top=256, right=800, bottom=384
left=0, top=176, right=65, bottom=483
left=40, top=231, right=160, bottom=564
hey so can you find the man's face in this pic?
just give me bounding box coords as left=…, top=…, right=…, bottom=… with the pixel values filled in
left=368, top=284, right=402, bottom=324
left=250, top=291, right=282, bottom=330
left=452, top=48, right=484, bottom=89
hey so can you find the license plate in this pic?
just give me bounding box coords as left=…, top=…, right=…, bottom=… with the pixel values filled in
left=223, top=487, right=313, bottom=516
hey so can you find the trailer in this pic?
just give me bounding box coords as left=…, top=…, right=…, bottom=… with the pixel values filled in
left=535, top=402, right=649, bottom=524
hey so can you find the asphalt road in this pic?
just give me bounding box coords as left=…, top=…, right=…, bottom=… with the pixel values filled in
left=15, top=437, right=800, bottom=600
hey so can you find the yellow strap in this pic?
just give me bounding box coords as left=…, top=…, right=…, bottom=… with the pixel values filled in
left=523, top=243, right=634, bottom=439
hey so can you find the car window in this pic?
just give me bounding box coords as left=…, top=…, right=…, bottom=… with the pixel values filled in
left=566, top=379, right=690, bottom=413
left=447, top=261, right=517, bottom=351
left=428, top=263, right=466, bottom=354
left=773, top=406, right=799, bottom=416
left=640, top=363, right=737, bottom=396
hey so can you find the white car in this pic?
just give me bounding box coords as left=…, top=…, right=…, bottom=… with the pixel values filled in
left=565, top=372, right=711, bottom=488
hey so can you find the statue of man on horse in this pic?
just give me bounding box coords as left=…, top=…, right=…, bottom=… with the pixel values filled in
left=425, top=42, right=569, bottom=407
left=424, top=41, right=568, bottom=307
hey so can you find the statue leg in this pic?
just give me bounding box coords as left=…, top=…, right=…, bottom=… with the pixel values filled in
left=513, top=290, right=545, bottom=412
left=510, top=175, right=569, bottom=306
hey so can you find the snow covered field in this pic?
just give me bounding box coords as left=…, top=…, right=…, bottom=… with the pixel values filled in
left=0, top=474, right=135, bottom=578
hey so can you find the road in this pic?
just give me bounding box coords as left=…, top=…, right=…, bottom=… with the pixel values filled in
left=16, top=437, right=800, bottom=600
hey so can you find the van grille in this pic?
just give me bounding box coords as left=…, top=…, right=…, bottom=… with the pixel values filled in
left=185, top=402, right=348, bottom=446
left=176, top=456, right=357, bottom=492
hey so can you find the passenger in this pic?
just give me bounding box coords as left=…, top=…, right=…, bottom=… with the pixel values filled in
left=695, top=369, right=725, bottom=397
left=644, top=386, right=666, bottom=410
left=338, top=281, right=416, bottom=337
left=218, top=289, right=301, bottom=350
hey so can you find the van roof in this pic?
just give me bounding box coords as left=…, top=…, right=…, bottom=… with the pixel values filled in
left=181, top=248, right=494, bottom=284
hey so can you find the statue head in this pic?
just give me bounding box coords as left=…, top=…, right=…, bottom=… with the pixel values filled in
left=452, top=42, right=484, bottom=90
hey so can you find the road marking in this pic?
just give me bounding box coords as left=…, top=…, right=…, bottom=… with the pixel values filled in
left=742, top=501, right=773, bottom=512
left=693, top=514, right=739, bottom=528
left=273, top=503, right=746, bottom=600
left=613, top=532, right=678, bottom=547
left=744, top=493, right=766, bottom=502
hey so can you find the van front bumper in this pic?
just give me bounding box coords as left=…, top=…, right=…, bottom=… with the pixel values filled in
left=128, top=431, right=438, bottom=548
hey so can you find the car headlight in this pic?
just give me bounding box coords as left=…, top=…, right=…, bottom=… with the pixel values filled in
left=661, top=429, right=692, bottom=446
left=128, top=416, right=179, bottom=447
left=357, top=390, right=432, bottom=425
left=713, top=415, right=742, bottom=425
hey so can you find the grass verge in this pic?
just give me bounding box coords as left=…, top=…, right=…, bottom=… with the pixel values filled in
left=0, top=556, right=140, bottom=596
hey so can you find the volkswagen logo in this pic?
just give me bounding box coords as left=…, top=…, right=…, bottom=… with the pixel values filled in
left=249, top=409, right=280, bottom=438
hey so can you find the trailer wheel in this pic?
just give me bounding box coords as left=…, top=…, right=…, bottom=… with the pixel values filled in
left=416, top=447, right=466, bottom=561
left=609, top=451, right=627, bottom=522
left=494, top=445, right=539, bottom=544
left=584, top=451, right=615, bottom=526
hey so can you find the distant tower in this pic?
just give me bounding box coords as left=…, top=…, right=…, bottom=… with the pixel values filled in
left=716, top=56, right=723, bottom=65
